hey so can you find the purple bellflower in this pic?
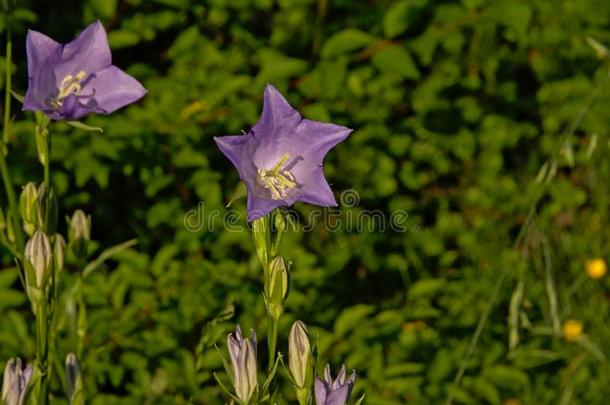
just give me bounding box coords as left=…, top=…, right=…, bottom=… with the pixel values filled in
left=227, top=325, right=258, bottom=403
left=314, top=364, right=356, bottom=405
left=214, top=84, right=352, bottom=221
left=23, top=21, right=146, bottom=120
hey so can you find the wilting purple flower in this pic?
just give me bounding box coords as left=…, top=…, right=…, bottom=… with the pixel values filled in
left=214, top=84, right=352, bottom=221
left=314, top=364, right=356, bottom=405
left=23, top=21, right=146, bottom=120
left=227, top=325, right=258, bottom=403
left=2, top=358, right=32, bottom=405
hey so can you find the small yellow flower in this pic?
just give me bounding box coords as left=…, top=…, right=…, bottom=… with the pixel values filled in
left=586, top=258, right=607, bottom=279
left=562, top=319, right=583, bottom=342
left=504, top=399, right=522, bottom=405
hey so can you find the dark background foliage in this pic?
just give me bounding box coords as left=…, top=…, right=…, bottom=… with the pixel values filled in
left=1, top=0, right=610, bottom=403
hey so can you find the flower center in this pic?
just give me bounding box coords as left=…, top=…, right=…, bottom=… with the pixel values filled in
left=51, top=70, right=87, bottom=109
left=257, top=153, right=297, bottom=200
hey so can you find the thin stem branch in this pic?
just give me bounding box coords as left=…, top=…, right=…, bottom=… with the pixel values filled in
left=0, top=17, right=23, bottom=254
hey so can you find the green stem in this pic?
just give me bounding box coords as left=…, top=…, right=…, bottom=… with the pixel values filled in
left=267, top=315, right=279, bottom=373
left=34, top=292, right=49, bottom=405
left=3, top=21, right=11, bottom=144
left=0, top=22, right=23, bottom=254
left=296, top=387, right=310, bottom=405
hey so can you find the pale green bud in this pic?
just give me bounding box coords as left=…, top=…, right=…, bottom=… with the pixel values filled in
left=265, top=257, right=289, bottom=319
left=25, top=231, right=52, bottom=288
left=53, top=234, right=66, bottom=275
left=251, top=216, right=269, bottom=268
left=68, top=210, right=91, bottom=257
left=289, top=320, right=313, bottom=388
left=19, top=182, right=38, bottom=236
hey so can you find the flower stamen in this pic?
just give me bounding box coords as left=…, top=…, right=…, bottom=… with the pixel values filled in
left=52, top=70, right=87, bottom=109
left=257, top=153, right=297, bottom=200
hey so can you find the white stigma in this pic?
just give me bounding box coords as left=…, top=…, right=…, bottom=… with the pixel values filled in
left=52, top=70, right=87, bottom=109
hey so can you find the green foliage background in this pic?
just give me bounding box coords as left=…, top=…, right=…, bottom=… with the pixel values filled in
left=1, top=0, right=610, bottom=403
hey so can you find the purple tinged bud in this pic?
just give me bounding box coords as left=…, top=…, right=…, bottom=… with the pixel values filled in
left=2, top=358, right=32, bottom=405
left=65, top=353, right=83, bottom=404
left=314, top=364, right=356, bottom=405
left=24, top=230, right=52, bottom=288
left=227, top=325, right=258, bottom=403
left=214, top=84, right=352, bottom=221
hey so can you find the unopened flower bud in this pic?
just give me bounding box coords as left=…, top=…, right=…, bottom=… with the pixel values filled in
left=19, top=182, right=38, bottom=236
left=2, top=357, right=32, bottom=405
left=25, top=231, right=52, bottom=288
left=289, top=320, right=313, bottom=389
left=265, top=257, right=289, bottom=319
left=227, top=326, right=258, bottom=403
left=68, top=210, right=91, bottom=257
left=65, top=353, right=83, bottom=405
left=54, top=234, right=66, bottom=275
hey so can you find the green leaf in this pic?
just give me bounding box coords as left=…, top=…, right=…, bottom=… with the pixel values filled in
left=226, top=181, right=247, bottom=208
left=10, top=90, right=24, bottom=103
left=108, top=30, right=140, bottom=49
left=82, top=239, right=138, bottom=278
left=383, top=0, right=426, bottom=38
left=66, top=121, right=104, bottom=133
left=483, top=365, right=529, bottom=389
left=0, top=267, right=18, bottom=287
left=467, top=377, right=501, bottom=405
left=321, top=29, right=376, bottom=58
left=334, top=305, right=375, bottom=337
left=0, top=289, right=26, bottom=309
left=407, top=278, right=446, bottom=300
left=372, top=45, right=420, bottom=79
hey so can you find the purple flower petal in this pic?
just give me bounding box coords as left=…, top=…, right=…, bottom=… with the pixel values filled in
left=251, top=84, right=301, bottom=144
left=333, top=365, right=347, bottom=390
left=23, top=30, right=62, bottom=112
left=314, top=377, right=328, bottom=405
left=326, top=384, right=350, bottom=405
left=86, top=65, right=147, bottom=114
left=55, top=21, right=111, bottom=81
